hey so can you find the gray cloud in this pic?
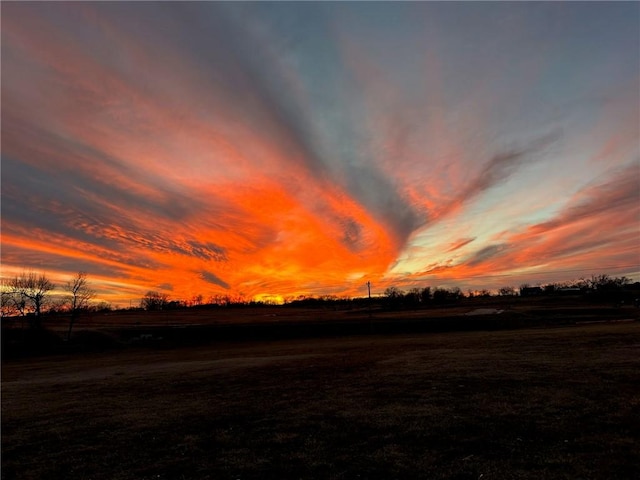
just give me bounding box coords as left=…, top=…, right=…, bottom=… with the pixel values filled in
left=465, top=243, right=510, bottom=267
left=339, top=217, right=363, bottom=252
left=162, top=3, right=423, bottom=246
left=184, top=241, right=227, bottom=262
left=200, top=270, right=230, bottom=290
left=449, top=131, right=562, bottom=212
left=344, top=166, right=422, bottom=244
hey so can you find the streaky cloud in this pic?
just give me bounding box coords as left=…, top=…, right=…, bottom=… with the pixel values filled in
left=200, top=271, right=230, bottom=290
left=446, top=237, right=477, bottom=253
left=178, top=3, right=423, bottom=247
left=183, top=241, right=227, bottom=263
left=534, top=160, right=640, bottom=232
left=444, top=131, right=562, bottom=217
left=465, top=244, right=511, bottom=268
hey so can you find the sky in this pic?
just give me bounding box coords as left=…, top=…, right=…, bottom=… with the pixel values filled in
left=2, top=2, right=639, bottom=306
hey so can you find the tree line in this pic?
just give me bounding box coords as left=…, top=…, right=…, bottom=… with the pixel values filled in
left=379, top=274, right=638, bottom=309
left=2, top=271, right=638, bottom=326
left=141, top=273, right=638, bottom=312
left=1, top=271, right=95, bottom=339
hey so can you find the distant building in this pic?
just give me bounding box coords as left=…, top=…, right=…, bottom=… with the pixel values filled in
left=520, top=286, right=543, bottom=297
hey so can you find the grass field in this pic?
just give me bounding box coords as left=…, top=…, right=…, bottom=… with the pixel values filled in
left=4, top=298, right=638, bottom=357
left=2, top=320, right=639, bottom=479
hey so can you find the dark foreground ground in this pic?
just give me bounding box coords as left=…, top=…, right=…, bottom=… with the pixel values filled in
left=2, top=322, right=639, bottom=479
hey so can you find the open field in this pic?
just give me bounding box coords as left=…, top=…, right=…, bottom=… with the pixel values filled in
left=2, top=321, right=639, bottom=479
left=19, top=297, right=640, bottom=330
left=3, top=297, right=639, bottom=359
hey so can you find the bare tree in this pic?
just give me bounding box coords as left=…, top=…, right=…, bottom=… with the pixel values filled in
left=384, top=286, right=403, bottom=299
left=1, top=289, right=18, bottom=318
left=141, top=291, right=169, bottom=311
left=64, top=272, right=95, bottom=340
left=6, top=272, right=54, bottom=327
left=498, top=286, right=517, bottom=296
left=190, top=294, right=203, bottom=307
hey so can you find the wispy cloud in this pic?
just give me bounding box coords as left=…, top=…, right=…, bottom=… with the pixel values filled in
left=408, top=162, right=640, bottom=287
left=446, top=238, right=477, bottom=253
left=200, top=271, right=230, bottom=290
left=438, top=131, right=562, bottom=219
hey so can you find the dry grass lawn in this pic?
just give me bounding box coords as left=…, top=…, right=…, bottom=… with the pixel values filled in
left=2, top=322, right=639, bottom=479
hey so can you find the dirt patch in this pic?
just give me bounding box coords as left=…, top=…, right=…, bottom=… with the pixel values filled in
left=3, top=353, right=325, bottom=386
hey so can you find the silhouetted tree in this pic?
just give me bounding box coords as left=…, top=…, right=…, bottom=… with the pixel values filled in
left=94, top=301, right=113, bottom=312
left=404, top=288, right=422, bottom=308
left=64, top=272, right=95, bottom=340
left=1, top=278, right=29, bottom=335
left=190, top=294, right=203, bottom=307
left=433, top=287, right=462, bottom=304
left=581, top=274, right=630, bottom=291
left=1, top=282, right=24, bottom=318
left=141, top=291, right=169, bottom=311
left=1, top=290, right=12, bottom=318
left=581, top=274, right=631, bottom=304
left=478, top=289, right=492, bottom=298
left=498, top=286, right=517, bottom=296
left=384, top=286, right=404, bottom=309
left=432, top=288, right=446, bottom=303
left=420, top=287, right=432, bottom=304
left=6, top=272, right=54, bottom=327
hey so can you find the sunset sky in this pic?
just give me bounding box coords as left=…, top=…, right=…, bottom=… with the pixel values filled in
left=2, top=2, right=639, bottom=306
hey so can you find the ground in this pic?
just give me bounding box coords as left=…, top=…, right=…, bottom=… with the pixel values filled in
left=2, top=321, right=639, bottom=479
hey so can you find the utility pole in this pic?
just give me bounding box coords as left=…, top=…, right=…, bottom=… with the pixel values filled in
left=366, top=281, right=372, bottom=321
